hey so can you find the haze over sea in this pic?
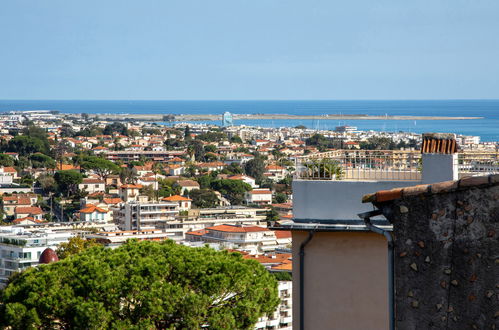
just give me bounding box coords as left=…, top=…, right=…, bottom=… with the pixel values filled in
left=0, top=100, right=498, bottom=142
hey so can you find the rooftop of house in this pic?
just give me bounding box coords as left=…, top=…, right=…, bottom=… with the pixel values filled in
left=362, top=174, right=499, bottom=204
left=205, top=224, right=270, bottom=233
left=15, top=206, right=43, bottom=215
left=162, top=195, right=191, bottom=202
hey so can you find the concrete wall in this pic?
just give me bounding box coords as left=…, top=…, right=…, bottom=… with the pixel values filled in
left=421, top=154, right=458, bottom=184
left=293, top=180, right=419, bottom=220
left=383, top=184, right=499, bottom=329
left=292, top=231, right=389, bottom=330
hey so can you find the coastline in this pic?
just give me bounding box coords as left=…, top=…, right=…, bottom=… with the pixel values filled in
left=79, top=113, right=484, bottom=122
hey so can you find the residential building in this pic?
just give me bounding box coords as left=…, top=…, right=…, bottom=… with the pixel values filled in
left=176, top=180, right=200, bottom=195
left=86, top=229, right=174, bottom=247
left=276, top=133, right=488, bottom=330
left=15, top=206, right=43, bottom=221
left=115, top=201, right=179, bottom=231
left=0, top=227, right=73, bottom=287
left=186, top=225, right=278, bottom=254
left=79, top=178, right=106, bottom=194
left=245, top=188, right=273, bottom=205
left=161, top=195, right=192, bottom=212
left=79, top=204, right=112, bottom=223
left=255, top=281, right=293, bottom=330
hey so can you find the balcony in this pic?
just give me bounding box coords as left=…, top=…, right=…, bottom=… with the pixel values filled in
left=295, top=150, right=499, bottom=182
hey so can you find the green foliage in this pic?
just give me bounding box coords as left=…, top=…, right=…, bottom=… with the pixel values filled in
left=305, top=159, right=343, bottom=179
left=230, top=135, right=243, bottom=143
left=103, top=122, right=128, bottom=136
left=294, top=125, right=307, bottom=129
left=0, top=240, right=279, bottom=329
left=305, top=134, right=343, bottom=151
left=204, top=144, right=217, bottom=153
left=36, top=174, right=57, bottom=194
left=266, top=207, right=280, bottom=222
left=189, top=189, right=219, bottom=208
left=79, top=156, right=120, bottom=179
left=60, top=124, right=75, bottom=138
left=29, top=154, right=56, bottom=169
left=0, top=154, right=14, bottom=167
left=4, top=136, right=50, bottom=157
left=54, top=170, right=83, bottom=197
left=272, top=271, right=292, bottom=281
left=244, top=158, right=265, bottom=183
left=359, top=136, right=396, bottom=150
left=221, top=163, right=243, bottom=175
left=210, top=179, right=252, bottom=205
left=77, top=125, right=103, bottom=137
left=195, top=131, right=227, bottom=142
left=187, top=140, right=205, bottom=161
left=275, top=192, right=288, bottom=204
left=56, top=236, right=101, bottom=260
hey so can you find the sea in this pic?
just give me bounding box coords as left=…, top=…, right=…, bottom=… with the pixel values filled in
left=0, top=100, right=498, bottom=142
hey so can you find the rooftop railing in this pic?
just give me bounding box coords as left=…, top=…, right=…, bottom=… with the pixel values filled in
left=295, top=150, right=499, bottom=181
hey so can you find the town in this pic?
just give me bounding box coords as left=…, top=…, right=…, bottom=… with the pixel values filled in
left=0, top=110, right=497, bottom=329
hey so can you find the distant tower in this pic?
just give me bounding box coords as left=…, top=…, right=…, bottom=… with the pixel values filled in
left=222, top=111, right=233, bottom=127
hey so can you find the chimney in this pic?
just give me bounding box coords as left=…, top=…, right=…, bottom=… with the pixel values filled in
left=421, top=133, right=459, bottom=184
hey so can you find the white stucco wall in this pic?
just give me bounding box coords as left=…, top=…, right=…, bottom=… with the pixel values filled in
left=292, top=180, right=420, bottom=220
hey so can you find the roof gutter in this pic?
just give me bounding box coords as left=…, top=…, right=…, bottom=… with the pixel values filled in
left=358, top=209, right=394, bottom=330
left=299, top=229, right=315, bottom=330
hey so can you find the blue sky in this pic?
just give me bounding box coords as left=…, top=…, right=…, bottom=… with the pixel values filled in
left=1, top=0, right=498, bottom=100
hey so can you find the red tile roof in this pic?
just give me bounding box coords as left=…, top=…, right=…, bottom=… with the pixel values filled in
left=206, top=225, right=269, bottom=233
left=162, top=195, right=191, bottom=202
left=15, top=206, right=43, bottom=215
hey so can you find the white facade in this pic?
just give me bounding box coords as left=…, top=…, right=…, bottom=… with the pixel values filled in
left=0, top=227, right=73, bottom=287
left=115, top=201, right=179, bottom=231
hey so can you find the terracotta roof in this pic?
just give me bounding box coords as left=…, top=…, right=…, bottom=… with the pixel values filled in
left=274, top=231, right=292, bottom=239
left=103, top=198, right=123, bottom=204
left=15, top=206, right=43, bottom=215
left=206, top=225, right=269, bottom=233
left=271, top=263, right=293, bottom=271
left=185, top=229, right=208, bottom=236
left=12, top=216, right=43, bottom=224
left=177, top=180, right=200, bottom=187
left=250, top=189, right=272, bottom=195
left=80, top=204, right=108, bottom=214
left=82, top=178, right=105, bottom=184
left=363, top=174, right=499, bottom=204
left=121, top=184, right=143, bottom=189
left=162, top=195, right=191, bottom=202
left=2, top=167, right=17, bottom=173
left=57, top=164, right=80, bottom=171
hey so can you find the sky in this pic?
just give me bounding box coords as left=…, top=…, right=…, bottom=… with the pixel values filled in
left=1, top=0, right=499, bottom=100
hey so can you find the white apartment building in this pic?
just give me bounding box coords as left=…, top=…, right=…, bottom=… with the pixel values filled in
left=186, top=225, right=278, bottom=254
left=0, top=227, right=73, bottom=287
left=255, top=281, right=292, bottom=330
left=245, top=189, right=273, bottom=205
left=115, top=201, right=179, bottom=231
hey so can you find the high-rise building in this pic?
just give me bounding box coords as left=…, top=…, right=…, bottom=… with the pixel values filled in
left=222, top=111, right=233, bottom=127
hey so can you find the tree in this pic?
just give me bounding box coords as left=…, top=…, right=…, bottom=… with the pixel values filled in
left=210, top=179, right=252, bottom=205
left=204, top=144, right=217, bottom=153
left=37, top=174, right=57, bottom=194
left=275, top=192, right=287, bottom=204
left=4, top=136, right=49, bottom=157
left=305, top=159, right=343, bottom=179
left=0, top=154, right=14, bottom=167
left=60, top=124, right=75, bottom=138
left=0, top=240, right=279, bottom=329
left=54, top=170, right=83, bottom=197
left=244, top=158, right=265, bottom=183
left=79, top=156, right=120, bottom=180
left=187, top=140, right=205, bottom=161
left=190, top=189, right=219, bottom=208
left=230, top=135, right=243, bottom=143
left=56, top=236, right=101, bottom=259
left=266, top=207, right=280, bottom=222
left=294, top=125, right=307, bottom=129
left=29, top=153, right=56, bottom=169
left=103, top=122, right=128, bottom=136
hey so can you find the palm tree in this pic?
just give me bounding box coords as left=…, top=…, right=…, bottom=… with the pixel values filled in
left=305, top=159, right=343, bottom=179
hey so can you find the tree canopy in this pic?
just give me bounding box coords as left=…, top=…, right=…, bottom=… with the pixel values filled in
left=0, top=240, right=279, bottom=329
left=79, top=156, right=120, bottom=180
left=244, top=158, right=265, bottom=183
left=54, top=170, right=83, bottom=197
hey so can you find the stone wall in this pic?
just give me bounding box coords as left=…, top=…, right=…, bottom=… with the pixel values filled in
left=382, top=184, right=498, bottom=329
